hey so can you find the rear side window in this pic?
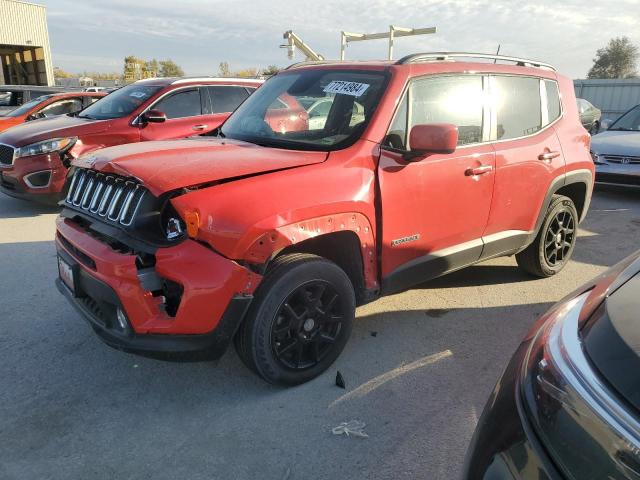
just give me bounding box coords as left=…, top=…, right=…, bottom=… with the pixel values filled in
left=545, top=80, right=561, bottom=123
left=493, top=76, right=541, bottom=140
left=410, top=75, right=484, bottom=146
left=154, top=89, right=202, bottom=119
left=205, top=86, right=249, bottom=114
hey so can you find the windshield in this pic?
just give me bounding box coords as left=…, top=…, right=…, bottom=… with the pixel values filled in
left=5, top=96, right=51, bottom=117
left=609, top=105, right=640, bottom=131
left=220, top=69, right=388, bottom=150
left=78, top=84, right=161, bottom=120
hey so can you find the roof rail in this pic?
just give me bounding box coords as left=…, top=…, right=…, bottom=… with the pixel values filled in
left=285, top=60, right=345, bottom=70
left=396, top=52, right=556, bottom=71
left=171, top=77, right=265, bottom=84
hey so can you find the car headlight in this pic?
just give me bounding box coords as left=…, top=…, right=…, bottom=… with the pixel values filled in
left=521, top=291, right=640, bottom=476
left=15, top=137, right=77, bottom=159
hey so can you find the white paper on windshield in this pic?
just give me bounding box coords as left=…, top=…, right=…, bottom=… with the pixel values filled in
left=129, top=91, right=148, bottom=99
left=323, top=81, right=370, bottom=97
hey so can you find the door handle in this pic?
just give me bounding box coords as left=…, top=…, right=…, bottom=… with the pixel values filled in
left=465, top=165, right=493, bottom=176
left=192, top=124, right=208, bottom=131
left=538, top=151, right=561, bottom=162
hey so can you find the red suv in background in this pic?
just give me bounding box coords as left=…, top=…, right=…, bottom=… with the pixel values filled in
left=0, top=91, right=106, bottom=133
left=0, top=77, right=262, bottom=204
left=55, top=53, right=593, bottom=385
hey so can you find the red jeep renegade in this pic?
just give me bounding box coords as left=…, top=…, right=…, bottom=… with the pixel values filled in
left=0, top=77, right=262, bottom=204
left=55, top=53, right=593, bottom=385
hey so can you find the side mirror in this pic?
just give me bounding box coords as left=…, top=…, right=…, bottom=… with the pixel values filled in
left=600, top=119, right=611, bottom=131
left=141, top=109, right=167, bottom=124
left=405, top=123, right=458, bottom=160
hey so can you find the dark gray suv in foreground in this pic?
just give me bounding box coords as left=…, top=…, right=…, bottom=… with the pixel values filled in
left=464, top=250, right=640, bottom=479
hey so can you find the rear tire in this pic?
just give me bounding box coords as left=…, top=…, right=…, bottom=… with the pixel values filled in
left=516, top=195, right=578, bottom=277
left=234, top=253, right=355, bottom=386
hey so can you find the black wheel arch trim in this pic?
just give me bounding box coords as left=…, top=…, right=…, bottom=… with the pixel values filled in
left=527, top=168, right=593, bottom=246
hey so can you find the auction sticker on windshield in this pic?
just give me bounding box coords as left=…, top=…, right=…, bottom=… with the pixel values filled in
left=323, top=81, right=369, bottom=97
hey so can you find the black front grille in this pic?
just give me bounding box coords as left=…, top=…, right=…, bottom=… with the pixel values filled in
left=602, top=155, right=640, bottom=165
left=596, top=172, right=640, bottom=186
left=65, top=168, right=146, bottom=226
left=0, top=144, right=15, bottom=166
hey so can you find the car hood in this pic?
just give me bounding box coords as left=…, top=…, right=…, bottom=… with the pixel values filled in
left=0, top=116, right=21, bottom=133
left=583, top=254, right=640, bottom=413
left=0, top=114, right=111, bottom=147
left=591, top=130, right=640, bottom=156
left=73, top=138, right=329, bottom=196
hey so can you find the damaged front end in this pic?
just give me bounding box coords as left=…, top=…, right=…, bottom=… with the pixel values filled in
left=56, top=166, right=261, bottom=358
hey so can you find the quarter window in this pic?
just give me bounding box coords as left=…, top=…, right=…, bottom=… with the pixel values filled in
left=493, top=76, right=542, bottom=140
left=545, top=80, right=561, bottom=123
left=154, top=89, right=201, bottom=119
left=409, top=75, right=484, bottom=146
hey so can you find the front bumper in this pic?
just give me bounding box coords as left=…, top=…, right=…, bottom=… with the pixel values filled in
left=594, top=163, right=640, bottom=188
left=462, top=342, right=562, bottom=480
left=55, top=216, right=260, bottom=358
left=0, top=152, right=68, bottom=204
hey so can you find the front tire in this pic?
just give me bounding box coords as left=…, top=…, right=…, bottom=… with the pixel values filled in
left=516, top=195, right=578, bottom=277
left=234, top=253, right=355, bottom=386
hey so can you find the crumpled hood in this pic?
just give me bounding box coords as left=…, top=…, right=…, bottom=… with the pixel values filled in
left=0, top=114, right=110, bottom=147
left=591, top=130, right=640, bottom=156
left=73, top=138, right=329, bottom=196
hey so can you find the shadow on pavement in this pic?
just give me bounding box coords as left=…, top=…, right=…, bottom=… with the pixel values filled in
left=0, top=194, right=60, bottom=219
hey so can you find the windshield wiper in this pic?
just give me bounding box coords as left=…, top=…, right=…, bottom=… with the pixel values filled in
left=609, top=127, right=636, bottom=131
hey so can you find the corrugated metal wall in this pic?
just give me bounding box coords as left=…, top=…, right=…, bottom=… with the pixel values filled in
left=574, top=79, right=640, bottom=125
left=0, top=0, right=54, bottom=85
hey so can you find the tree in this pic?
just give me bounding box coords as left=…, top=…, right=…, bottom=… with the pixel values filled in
left=159, top=59, right=184, bottom=77
left=262, top=65, right=280, bottom=76
left=145, top=59, right=159, bottom=78
left=587, top=37, right=638, bottom=79
left=218, top=61, right=231, bottom=77
left=53, top=67, right=73, bottom=78
left=234, top=67, right=259, bottom=78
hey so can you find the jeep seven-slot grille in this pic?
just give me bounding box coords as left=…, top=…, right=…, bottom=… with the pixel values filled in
left=0, top=144, right=15, bottom=166
left=65, top=169, right=146, bottom=226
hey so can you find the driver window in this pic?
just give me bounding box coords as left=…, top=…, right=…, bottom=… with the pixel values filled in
left=410, top=75, right=484, bottom=146
left=39, top=98, right=83, bottom=117
left=154, top=89, right=202, bottom=119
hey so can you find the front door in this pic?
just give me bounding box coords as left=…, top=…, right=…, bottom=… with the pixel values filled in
left=378, top=74, right=495, bottom=294
left=140, top=87, right=211, bottom=141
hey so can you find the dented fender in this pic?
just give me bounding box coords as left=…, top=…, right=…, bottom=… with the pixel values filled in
left=169, top=140, right=380, bottom=290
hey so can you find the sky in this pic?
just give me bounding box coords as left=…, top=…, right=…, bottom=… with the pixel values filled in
left=36, top=0, right=640, bottom=79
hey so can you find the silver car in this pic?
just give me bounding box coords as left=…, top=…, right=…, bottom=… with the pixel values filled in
left=591, top=104, right=640, bottom=188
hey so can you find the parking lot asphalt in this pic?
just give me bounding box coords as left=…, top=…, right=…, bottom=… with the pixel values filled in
left=1, top=186, right=639, bottom=480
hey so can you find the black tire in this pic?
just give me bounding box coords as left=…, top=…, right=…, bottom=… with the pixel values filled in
left=590, top=121, right=600, bottom=135
left=234, top=253, right=355, bottom=386
left=516, top=195, right=578, bottom=278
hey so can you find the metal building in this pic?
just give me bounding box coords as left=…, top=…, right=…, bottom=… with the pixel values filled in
left=574, top=79, right=640, bottom=124
left=0, top=0, right=54, bottom=86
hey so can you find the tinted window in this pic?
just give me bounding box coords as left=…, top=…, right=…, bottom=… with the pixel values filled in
left=78, top=84, right=161, bottom=120
left=410, top=75, right=484, bottom=146
left=40, top=98, right=83, bottom=116
left=493, top=76, right=541, bottom=140
left=545, top=80, right=561, bottom=123
left=5, top=95, right=50, bottom=117
left=206, top=86, right=249, bottom=114
left=609, top=105, right=640, bottom=132
left=155, top=89, right=202, bottom=119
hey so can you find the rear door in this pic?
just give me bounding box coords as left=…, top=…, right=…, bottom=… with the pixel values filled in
left=378, top=74, right=496, bottom=293
left=139, top=87, right=207, bottom=141
left=482, top=76, right=565, bottom=257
